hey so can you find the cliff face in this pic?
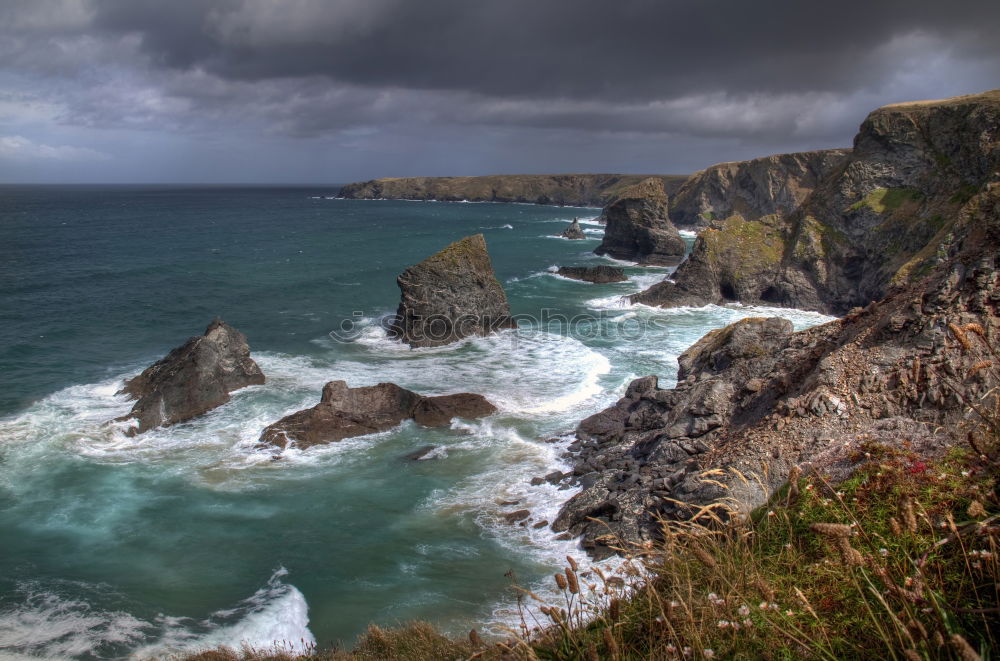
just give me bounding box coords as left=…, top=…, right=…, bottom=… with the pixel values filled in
left=633, top=90, right=1000, bottom=315
left=668, top=149, right=849, bottom=229
left=338, top=173, right=687, bottom=207
left=555, top=183, right=1000, bottom=558
left=594, top=178, right=687, bottom=265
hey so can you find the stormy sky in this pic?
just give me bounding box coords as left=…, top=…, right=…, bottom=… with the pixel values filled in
left=2, top=1, right=998, bottom=184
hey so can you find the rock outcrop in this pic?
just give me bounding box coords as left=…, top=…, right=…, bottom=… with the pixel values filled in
left=561, top=218, right=586, bottom=239
left=338, top=174, right=688, bottom=207
left=556, top=266, right=627, bottom=284
left=594, top=178, right=687, bottom=265
left=388, top=234, right=516, bottom=348
left=633, top=90, right=1000, bottom=314
left=116, top=319, right=265, bottom=435
left=668, top=150, right=849, bottom=229
left=553, top=182, right=1000, bottom=558
left=260, top=380, right=497, bottom=449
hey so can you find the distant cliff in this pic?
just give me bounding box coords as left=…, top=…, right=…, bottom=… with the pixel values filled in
left=338, top=174, right=688, bottom=207
left=668, top=149, right=850, bottom=228
left=633, top=89, right=1000, bottom=315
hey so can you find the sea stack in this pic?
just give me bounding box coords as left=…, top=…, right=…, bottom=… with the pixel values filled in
left=389, top=234, right=515, bottom=348
left=561, top=218, right=586, bottom=239
left=594, top=177, right=687, bottom=265
left=260, top=380, right=497, bottom=449
left=116, top=319, right=265, bottom=435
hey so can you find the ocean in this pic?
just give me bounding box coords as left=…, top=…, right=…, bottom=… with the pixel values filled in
left=0, top=186, right=834, bottom=659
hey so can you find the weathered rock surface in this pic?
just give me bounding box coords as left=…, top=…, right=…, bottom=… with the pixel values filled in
left=668, top=150, right=849, bottom=229
left=261, top=381, right=497, bottom=449
left=116, top=319, right=265, bottom=435
left=556, top=266, right=627, bottom=284
left=561, top=218, right=586, bottom=239
left=633, top=90, right=1000, bottom=315
left=594, top=178, right=687, bottom=265
left=388, top=234, right=516, bottom=348
left=338, top=174, right=687, bottom=206
left=553, top=182, right=1000, bottom=559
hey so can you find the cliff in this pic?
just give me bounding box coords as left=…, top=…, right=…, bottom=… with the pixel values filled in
left=338, top=173, right=688, bottom=206
left=555, top=182, right=1000, bottom=558
left=668, top=149, right=849, bottom=229
left=633, top=90, right=1000, bottom=315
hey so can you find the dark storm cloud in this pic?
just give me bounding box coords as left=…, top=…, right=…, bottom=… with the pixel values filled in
left=84, top=0, right=1000, bottom=100
left=1, top=0, right=998, bottom=181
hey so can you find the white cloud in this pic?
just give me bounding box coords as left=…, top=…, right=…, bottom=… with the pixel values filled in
left=0, top=135, right=110, bottom=161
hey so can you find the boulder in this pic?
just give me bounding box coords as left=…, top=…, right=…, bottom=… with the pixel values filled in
left=556, top=266, right=627, bottom=283
left=116, top=319, right=265, bottom=435
left=388, top=234, right=516, bottom=348
left=594, top=178, right=687, bottom=265
left=412, top=392, right=497, bottom=426
left=561, top=218, right=586, bottom=239
left=260, top=380, right=496, bottom=449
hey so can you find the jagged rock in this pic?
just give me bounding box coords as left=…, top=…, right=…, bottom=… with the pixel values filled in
left=337, top=174, right=687, bottom=206
left=555, top=266, right=627, bottom=283
left=260, top=381, right=496, bottom=449
left=388, top=234, right=515, bottom=348
left=116, top=319, right=265, bottom=435
left=594, top=178, right=687, bottom=265
left=561, top=218, right=586, bottom=239
left=556, top=177, right=1000, bottom=557
left=632, top=90, right=1000, bottom=314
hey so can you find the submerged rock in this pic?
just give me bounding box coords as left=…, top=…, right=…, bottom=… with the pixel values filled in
left=561, top=218, right=586, bottom=239
left=594, top=178, right=687, bottom=265
left=388, top=234, right=516, bottom=348
left=116, top=319, right=265, bottom=435
left=556, top=265, right=627, bottom=284
left=260, top=380, right=496, bottom=449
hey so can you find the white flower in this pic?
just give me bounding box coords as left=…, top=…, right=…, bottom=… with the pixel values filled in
left=704, top=649, right=716, bottom=659
left=738, top=605, right=751, bottom=617
left=785, top=609, right=794, bottom=616
left=717, top=619, right=730, bottom=629
left=879, top=548, right=889, bottom=557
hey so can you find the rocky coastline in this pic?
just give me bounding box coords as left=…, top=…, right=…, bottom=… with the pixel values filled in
left=337, top=173, right=687, bottom=206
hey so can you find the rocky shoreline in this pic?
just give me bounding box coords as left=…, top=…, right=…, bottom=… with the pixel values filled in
left=113, top=89, right=998, bottom=564
left=337, top=173, right=687, bottom=206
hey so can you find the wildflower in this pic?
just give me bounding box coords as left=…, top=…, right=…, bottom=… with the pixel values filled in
left=670, top=600, right=680, bottom=608
left=666, top=645, right=677, bottom=654
left=738, top=605, right=751, bottom=617
left=767, top=510, right=775, bottom=517
left=717, top=619, right=730, bottom=629
left=759, top=601, right=768, bottom=610
left=879, top=548, right=889, bottom=556
left=805, top=483, right=814, bottom=490
left=704, top=649, right=716, bottom=659
left=742, top=619, right=753, bottom=627
left=961, top=470, right=971, bottom=477
left=785, top=610, right=794, bottom=617
left=683, top=647, right=692, bottom=657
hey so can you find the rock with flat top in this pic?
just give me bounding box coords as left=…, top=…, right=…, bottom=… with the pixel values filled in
left=260, top=380, right=496, bottom=449
left=594, top=178, right=687, bottom=265
left=556, top=266, right=627, bottom=283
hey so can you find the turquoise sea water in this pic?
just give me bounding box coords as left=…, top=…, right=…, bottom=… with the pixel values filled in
left=0, top=186, right=834, bottom=659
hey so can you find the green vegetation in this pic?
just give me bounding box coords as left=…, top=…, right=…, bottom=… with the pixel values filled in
left=700, top=211, right=718, bottom=222
left=849, top=188, right=924, bottom=214
left=701, top=215, right=786, bottom=283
